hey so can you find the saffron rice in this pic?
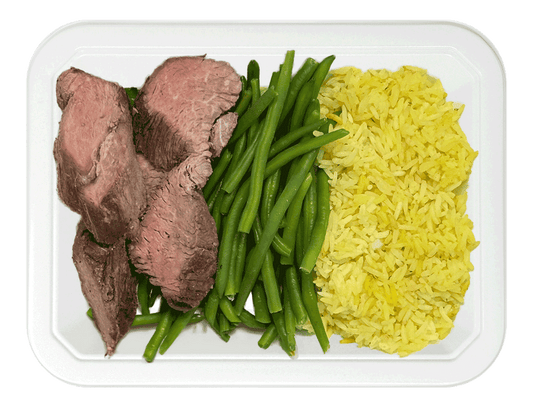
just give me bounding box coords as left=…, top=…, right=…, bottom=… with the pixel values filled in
left=312, top=66, right=479, bottom=357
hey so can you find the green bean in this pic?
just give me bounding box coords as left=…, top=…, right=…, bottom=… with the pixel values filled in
left=137, top=275, right=150, bottom=315
left=239, top=50, right=295, bottom=234
left=217, top=326, right=231, bottom=342
left=250, top=119, right=266, bottom=145
left=257, top=169, right=290, bottom=259
left=239, top=309, right=268, bottom=330
left=228, top=232, right=247, bottom=295
left=301, top=268, right=329, bottom=353
left=189, top=314, right=204, bottom=325
left=284, top=266, right=307, bottom=325
left=289, top=81, right=313, bottom=132
left=226, top=128, right=247, bottom=174
left=211, top=317, right=231, bottom=342
left=248, top=78, right=262, bottom=145
left=252, top=281, right=271, bottom=324
left=206, top=180, right=223, bottom=213
left=302, top=169, right=318, bottom=250
left=212, top=191, right=225, bottom=233
left=234, top=148, right=318, bottom=315
left=280, top=57, right=319, bottom=123
left=229, top=319, right=239, bottom=333
left=229, top=85, right=278, bottom=144
left=231, top=76, right=247, bottom=113
left=268, top=119, right=327, bottom=158
left=148, top=286, right=161, bottom=308
left=265, top=129, right=349, bottom=176
left=283, top=281, right=297, bottom=353
left=269, top=70, right=280, bottom=88
left=295, top=218, right=305, bottom=267
left=272, top=311, right=295, bottom=356
left=221, top=133, right=260, bottom=194
left=271, top=234, right=291, bottom=257
left=318, top=110, right=342, bottom=134
left=203, top=291, right=232, bottom=342
left=304, top=98, right=321, bottom=127
left=291, top=93, right=320, bottom=248
left=224, top=231, right=243, bottom=297
left=214, top=180, right=250, bottom=297
left=219, top=296, right=242, bottom=323
left=247, top=60, right=260, bottom=83
left=251, top=216, right=282, bottom=314
left=220, top=188, right=238, bottom=215
left=234, top=87, right=252, bottom=116
left=203, top=149, right=232, bottom=199
left=310, top=55, right=336, bottom=99
left=300, top=168, right=331, bottom=274
left=260, top=168, right=281, bottom=225
left=262, top=252, right=281, bottom=313
left=159, top=307, right=198, bottom=354
left=132, top=312, right=162, bottom=327
left=204, top=289, right=220, bottom=328
left=285, top=157, right=300, bottom=182
left=275, top=264, right=282, bottom=281
left=279, top=172, right=313, bottom=265
left=258, top=323, right=278, bottom=349
left=320, top=116, right=337, bottom=134
left=218, top=312, right=231, bottom=334
left=143, top=305, right=176, bottom=362
left=125, top=87, right=138, bottom=108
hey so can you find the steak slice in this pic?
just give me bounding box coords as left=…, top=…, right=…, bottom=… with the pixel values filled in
left=72, top=221, right=138, bottom=356
left=128, top=153, right=218, bottom=311
left=136, top=153, right=167, bottom=202
left=54, top=68, right=147, bottom=245
left=210, top=112, right=239, bottom=157
left=133, top=56, right=241, bottom=171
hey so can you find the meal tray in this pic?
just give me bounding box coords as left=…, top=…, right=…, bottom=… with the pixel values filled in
left=27, top=21, right=505, bottom=386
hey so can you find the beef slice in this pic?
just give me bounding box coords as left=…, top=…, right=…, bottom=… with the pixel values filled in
left=128, top=153, right=218, bottom=311
left=54, top=68, right=147, bottom=244
left=136, top=153, right=167, bottom=202
left=72, top=220, right=138, bottom=356
left=132, top=56, right=241, bottom=171
left=209, top=112, right=239, bottom=157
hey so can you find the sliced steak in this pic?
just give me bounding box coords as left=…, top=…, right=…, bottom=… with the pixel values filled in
left=210, top=112, right=239, bottom=157
left=128, top=153, right=218, bottom=311
left=54, top=68, right=146, bottom=244
left=133, top=56, right=241, bottom=171
left=72, top=221, right=138, bottom=356
left=136, top=153, right=167, bottom=202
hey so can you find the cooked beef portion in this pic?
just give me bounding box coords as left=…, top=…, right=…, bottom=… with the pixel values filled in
left=209, top=112, right=239, bottom=157
left=54, top=68, right=147, bottom=244
left=72, top=221, right=138, bottom=356
left=128, top=56, right=240, bottom=310
left=128, top=154, right=218, bottom=311
left=136, top=153, right=167, bottom=201
left=133, top=56, right=241, bottom=171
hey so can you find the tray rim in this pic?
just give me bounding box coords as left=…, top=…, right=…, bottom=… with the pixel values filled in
left=26, top=18, right=507, bottom=387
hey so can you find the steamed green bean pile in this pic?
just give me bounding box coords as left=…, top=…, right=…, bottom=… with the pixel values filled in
left=88, top=51, right=348, bottom=361
left=201, top=51, right=346, bottom=357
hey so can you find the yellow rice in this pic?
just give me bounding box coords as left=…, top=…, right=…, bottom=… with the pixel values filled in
left=313, top=66, right=479, bottom=357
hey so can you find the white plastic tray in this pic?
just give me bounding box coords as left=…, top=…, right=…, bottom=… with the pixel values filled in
left=27, top=21, right=505, bottom=387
